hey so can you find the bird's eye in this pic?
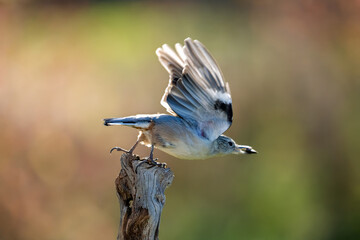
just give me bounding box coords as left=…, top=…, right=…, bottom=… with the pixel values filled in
left=228, top=142, right=233, bottom=146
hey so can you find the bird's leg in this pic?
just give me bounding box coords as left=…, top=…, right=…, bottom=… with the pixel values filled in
left=147, top=144, right=156, bottom=164
left=135, top=144, right=167, bottom=173
left=110, top=134, right=142, bottom=154
left=147, top=145, right=167, bottom=168
left=147, top=145, right=168, bottom=167
left=128, top=139, right=140, bottom=154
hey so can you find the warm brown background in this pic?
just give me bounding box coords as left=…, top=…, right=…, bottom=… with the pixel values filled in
left=1, top=1, right=359, bottom=239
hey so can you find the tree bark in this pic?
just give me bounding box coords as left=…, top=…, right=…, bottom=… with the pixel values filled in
left=115, top=153, right=174, bottom=240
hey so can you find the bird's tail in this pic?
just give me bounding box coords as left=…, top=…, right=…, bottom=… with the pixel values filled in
left=103, top=115, right=154, bottom=130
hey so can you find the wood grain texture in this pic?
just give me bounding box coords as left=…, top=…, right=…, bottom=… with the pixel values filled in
left=115, top=153, right=174, bottom=240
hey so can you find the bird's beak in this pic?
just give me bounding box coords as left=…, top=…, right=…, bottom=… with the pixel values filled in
left=235, top=145, right=257, bottom=154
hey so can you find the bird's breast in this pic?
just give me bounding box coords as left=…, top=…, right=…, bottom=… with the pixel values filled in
left=155, top=131, right=212, bottom=159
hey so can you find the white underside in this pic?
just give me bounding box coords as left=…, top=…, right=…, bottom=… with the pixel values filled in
left=141, top=131, right=213, bottom=160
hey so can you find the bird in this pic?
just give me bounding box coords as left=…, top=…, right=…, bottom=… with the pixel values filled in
left=104, top=38, right=257, bottom=167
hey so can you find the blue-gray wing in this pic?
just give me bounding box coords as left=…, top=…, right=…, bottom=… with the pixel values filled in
left=156, top=38, right=233, bottom=141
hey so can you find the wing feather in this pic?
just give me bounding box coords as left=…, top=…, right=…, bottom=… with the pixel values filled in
left=156, top=38, right=233, bottom=141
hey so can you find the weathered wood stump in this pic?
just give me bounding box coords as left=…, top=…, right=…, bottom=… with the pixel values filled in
left=115, top=153, right=174, bottom=240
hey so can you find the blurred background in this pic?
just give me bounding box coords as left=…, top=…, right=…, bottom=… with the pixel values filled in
left=1, top=0, right=360, bottom=239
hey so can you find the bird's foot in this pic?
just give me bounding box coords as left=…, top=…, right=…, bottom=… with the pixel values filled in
left=135, top=157, right=167, bottom=173
left=110, top=147, right=131, bottom=154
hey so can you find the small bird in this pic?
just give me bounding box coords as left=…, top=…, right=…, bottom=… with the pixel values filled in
left=104, top=38, right=256, bottom=166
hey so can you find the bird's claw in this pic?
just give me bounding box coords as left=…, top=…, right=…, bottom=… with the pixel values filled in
left=157, top=162, right=167, bottom=168
left=110, top=147, right=129, bottom=154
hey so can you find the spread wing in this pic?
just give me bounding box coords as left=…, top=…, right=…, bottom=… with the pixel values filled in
left=156, top=38, right=233, bottom=141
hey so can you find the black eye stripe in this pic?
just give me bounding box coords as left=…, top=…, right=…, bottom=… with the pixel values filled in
left=228, top=142, right=233, bottom=146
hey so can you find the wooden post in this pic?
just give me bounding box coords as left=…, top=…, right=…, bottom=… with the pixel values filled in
left=115, top=153, right=174, bottom=240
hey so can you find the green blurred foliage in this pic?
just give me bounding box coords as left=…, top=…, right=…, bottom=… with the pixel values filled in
left=0, top=1, right=360, bottom=240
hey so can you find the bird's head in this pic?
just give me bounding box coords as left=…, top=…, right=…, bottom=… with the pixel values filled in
left=214, top=135, right=257, bottom=156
